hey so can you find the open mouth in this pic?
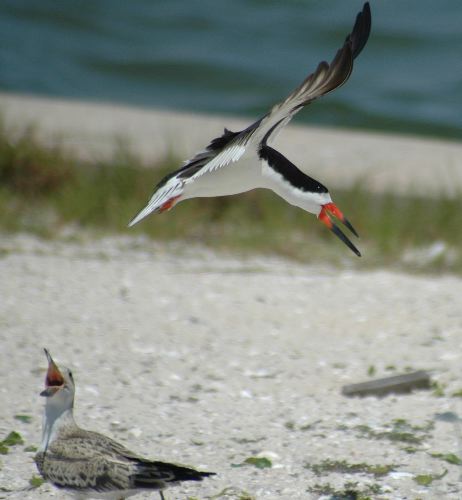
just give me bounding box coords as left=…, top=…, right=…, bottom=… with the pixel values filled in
left=46, top=374, right=64, bottom=387
left=42, top=348, right=64, bottom=394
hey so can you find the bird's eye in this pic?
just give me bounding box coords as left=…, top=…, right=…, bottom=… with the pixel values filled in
left=68, top=371, right=73, bottom=379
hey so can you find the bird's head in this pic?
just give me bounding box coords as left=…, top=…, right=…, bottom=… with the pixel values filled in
left=41, top=349, right=75, bottom=410
left=318, top=201, right=361, bottom=257
left=259, top=145, right=361, bottom=257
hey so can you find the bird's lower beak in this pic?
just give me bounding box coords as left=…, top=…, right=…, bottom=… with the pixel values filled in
left=40, top=386, right=60, bottom=397
left=318, top=202, right=361, bottom=257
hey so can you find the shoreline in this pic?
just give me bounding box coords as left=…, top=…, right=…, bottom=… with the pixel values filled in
left=1, top=91, right=462, bottom=197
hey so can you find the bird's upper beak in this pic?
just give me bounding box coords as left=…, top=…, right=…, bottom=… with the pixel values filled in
left=318, top=202, right=361, bottom=257
left=41, top=348, right=64, bottom=397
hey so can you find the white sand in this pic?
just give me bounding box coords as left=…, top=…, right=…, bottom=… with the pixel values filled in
left=0, top=234, right=461, bottom=499
left=1, top=92, right=462, bottom=197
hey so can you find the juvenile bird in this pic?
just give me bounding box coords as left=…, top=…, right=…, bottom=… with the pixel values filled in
left=35, top=349, right=215, bottom=499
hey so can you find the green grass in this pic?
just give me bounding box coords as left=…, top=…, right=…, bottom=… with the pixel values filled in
left=305, top=458, right=395, bottom=477
left=1, top=120, right=462, bottom=272
left=14, top=414, right=32, bottom=424
left=354, top=419, right=434, bottom=446
left=413, top=469, right=448, bottom=486
left=231, top=456, right=273, bottom=469
left=429, top=452, right=462, bottom=465
left=308, top=481, right=383, bottom=499
left=28, top=475, right=45, bottom=489
left=0, top=431, right=24, bottom=454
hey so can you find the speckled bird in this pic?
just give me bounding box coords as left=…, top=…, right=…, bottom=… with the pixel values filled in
left=35, top=349, right=215, bottom=499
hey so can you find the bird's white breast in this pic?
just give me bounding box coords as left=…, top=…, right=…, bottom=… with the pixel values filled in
left=182, top=151, right=262, bottom=199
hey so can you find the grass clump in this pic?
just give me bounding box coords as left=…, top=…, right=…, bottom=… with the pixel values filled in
left=308, top=481, right=383, bottom=499
left=2, top=431, right=24, bottom=446
left=431, top=381, right=446, bottom=397
left=0, top=431, right=24, bottom=454
left=413, top=469, right=447, bottom=486
left=429, top=452, right=462, bottom=465
left=0, top=123, right=74, bottom=197
left=29, top=475, right=45, bottom=488
left=14, top=414, right=32, bottom=424
left=306, top=458, right=395, bottom=477
left=2, top=119, right=462, bottom=271
left=354, top=419, right=433, bottom=445
left=231, top=456, right=272, bottom=469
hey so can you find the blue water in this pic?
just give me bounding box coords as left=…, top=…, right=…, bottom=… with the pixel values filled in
left=1, top=0, right=461, bottom=139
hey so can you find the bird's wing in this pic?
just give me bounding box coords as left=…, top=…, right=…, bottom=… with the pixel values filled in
left=175, top=2, right=371, bottom=162
left=35, top=444, right=133, bottom=493
left=67, top=433, right=215, bottom=487
left=39, top=430, right=144, bottom=463
left=128, top=128, right=250, bottom=226
left=177, top=128, right=248, bottom=179
left=36, top=432, right=168, bottom=492
left=158, top=127, right=249, bottom=186
left=246, top=2, right=371, bottom=144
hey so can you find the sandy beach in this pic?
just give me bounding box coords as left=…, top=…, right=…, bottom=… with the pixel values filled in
left=0, top=233, right=461, bottom=499
left=0, top=94, right=462, bottom=499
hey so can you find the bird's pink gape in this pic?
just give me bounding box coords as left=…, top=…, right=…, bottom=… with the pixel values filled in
left=40, top=349, right=64, bottom=397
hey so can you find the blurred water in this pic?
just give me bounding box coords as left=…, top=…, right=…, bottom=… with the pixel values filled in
left=1, top=0, right=461, bottom=139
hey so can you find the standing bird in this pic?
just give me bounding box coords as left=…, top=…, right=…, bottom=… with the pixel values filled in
left=35, top=349, right=215, bottom=499
left=129, top=3, right=371, bottom=257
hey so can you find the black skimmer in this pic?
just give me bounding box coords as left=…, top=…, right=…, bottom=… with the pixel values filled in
left=35, top=349, right=215, bottom=499
left=129, top=3, right=371, bottom=257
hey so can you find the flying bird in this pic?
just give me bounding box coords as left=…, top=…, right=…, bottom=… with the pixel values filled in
left=35, top=349, right=215, bottom=499
left=129, top=3, right=371, bottom=257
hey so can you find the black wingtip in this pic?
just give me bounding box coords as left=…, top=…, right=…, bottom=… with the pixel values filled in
left=146, top=461, right=216, bottom=484
left=348, top=2, right=372, bottom=60
left=331, top=223, right=362, bottom=257
left=199, top=471, right=217, bottom=478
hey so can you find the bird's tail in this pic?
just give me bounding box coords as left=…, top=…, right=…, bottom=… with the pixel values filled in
left=153, top=461, right=215, bottom=482
left=128, top=179, right=184, bottom=227
left=133, top=461, right=215, bottom=489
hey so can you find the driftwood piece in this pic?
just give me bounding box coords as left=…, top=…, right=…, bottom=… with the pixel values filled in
left=342, top=370, right=431, bottom=397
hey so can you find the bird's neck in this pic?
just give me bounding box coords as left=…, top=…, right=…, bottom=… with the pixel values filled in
left=40, top=404, right=77, bottom=453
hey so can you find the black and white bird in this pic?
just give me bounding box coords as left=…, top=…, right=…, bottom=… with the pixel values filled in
left=129, top=3, right=371, bottom=257
left=35, top=349, right=215, bottom=499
